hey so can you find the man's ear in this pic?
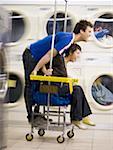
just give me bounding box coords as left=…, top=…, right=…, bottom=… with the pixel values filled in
left=80, top=29, right=84, bottom=34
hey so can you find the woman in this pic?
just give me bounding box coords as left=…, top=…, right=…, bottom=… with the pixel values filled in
left=49, top=44, right=96, bottom=129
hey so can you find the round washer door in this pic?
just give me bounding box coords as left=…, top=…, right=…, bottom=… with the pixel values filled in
left=8, top=11, right=26, bottom=43
left=46, top=12, right=73, bottom=35
left=4, top=73, right=23, bottom=107
left=93, top=12, right=113, bottom=48
left=91, top=75, right=113, bottom=110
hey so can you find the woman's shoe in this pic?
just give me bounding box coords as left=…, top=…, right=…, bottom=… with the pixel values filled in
left=82, top=117, right=96, bottom=126
left=72, top=120, right=88, bottom=130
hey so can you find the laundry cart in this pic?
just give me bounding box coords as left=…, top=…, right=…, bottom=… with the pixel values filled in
left=26, top=75, right=78, bottom=143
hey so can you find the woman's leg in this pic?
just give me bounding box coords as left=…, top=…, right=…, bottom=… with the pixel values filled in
left=70, top=85, right=92, bottom=121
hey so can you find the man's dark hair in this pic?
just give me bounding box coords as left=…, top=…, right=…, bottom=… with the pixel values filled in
left=65, top=44, right=81, bottom=57
left=73, top=20, right=93, bottom=34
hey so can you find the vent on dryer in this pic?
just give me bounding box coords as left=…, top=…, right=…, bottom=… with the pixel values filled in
left=46, top=12, right=73, bottom=35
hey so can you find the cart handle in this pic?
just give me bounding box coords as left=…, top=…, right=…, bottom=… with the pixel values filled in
left=30, top=75, right=78, bottom=94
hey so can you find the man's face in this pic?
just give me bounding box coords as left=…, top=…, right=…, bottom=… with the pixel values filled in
left=80, top=26, right=92, bottom=41
left=70, top=49, right=81, bottom=62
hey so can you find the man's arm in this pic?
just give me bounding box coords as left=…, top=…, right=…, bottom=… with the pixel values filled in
left=41, top=65, right=53, bottom=76
left=32, top=48, right=57, bottom=75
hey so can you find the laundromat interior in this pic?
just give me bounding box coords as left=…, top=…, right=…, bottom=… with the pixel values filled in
left=0, top=0, right=113, bottom=150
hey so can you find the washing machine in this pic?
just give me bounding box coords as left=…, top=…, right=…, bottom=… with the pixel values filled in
left=67, top=4, right=113, bottom=111
left=0, top=6, right=10, bottom=149
left=0, top=6, right=10, bottom=104
left=1, top=0, right=79, bottom=106
left=2, top=3, right=38, bottom=106
left=83, top=8, right=113, bottom=112
left=1, top=0, right=113, bottom=111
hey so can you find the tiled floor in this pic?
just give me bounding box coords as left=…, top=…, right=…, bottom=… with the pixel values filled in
left=2, top=99, right=113, bottom=150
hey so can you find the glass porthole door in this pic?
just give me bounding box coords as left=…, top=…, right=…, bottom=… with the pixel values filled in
left=92, top=75, right=113, bottom=106
left=46, top=12, right=73, bottom=35
left=94, top=13, right=113, bottom=48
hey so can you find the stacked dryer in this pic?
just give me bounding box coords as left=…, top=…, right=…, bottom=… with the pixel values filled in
left=1, top=0, right=113, bottom=111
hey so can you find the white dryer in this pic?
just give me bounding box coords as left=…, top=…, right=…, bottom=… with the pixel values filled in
left=75, top=8, right=113, bottom=111
left=1, top=0, right=113, bottom=110
left=2, top=4, right=35, bottom=105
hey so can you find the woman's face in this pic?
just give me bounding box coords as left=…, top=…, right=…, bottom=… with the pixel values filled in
left=70, top=49, right=81, bottom=62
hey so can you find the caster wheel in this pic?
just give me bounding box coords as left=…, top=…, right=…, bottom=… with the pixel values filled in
left=38, top=129, right=45, bottom=136
left=57, top=135, right=65, bottom=143
left=67, top=130, right=74, bottom=138
left=26, top=133, right=33, bottom=141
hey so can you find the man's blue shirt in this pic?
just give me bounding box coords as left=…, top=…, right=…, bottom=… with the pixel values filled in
left=29, top=32, right=74, bottom=61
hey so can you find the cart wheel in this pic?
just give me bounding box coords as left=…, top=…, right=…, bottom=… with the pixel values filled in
left=57, top=135, right=65, bottom=143
left=38, top=129, right=45, bottom=136
left=67, top=130, right=74, bottom=138
left=26, top=133, right=33, bottom=141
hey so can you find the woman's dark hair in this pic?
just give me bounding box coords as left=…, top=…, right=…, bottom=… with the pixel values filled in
left=73, top=20, right=93, bottom=34
left=65, top=43, right=81, bottom=57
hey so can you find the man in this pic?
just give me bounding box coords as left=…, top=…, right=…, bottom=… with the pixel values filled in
left=32, top=20, right=93, bottom=74
left=22, top=20, right=93, bottom=123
